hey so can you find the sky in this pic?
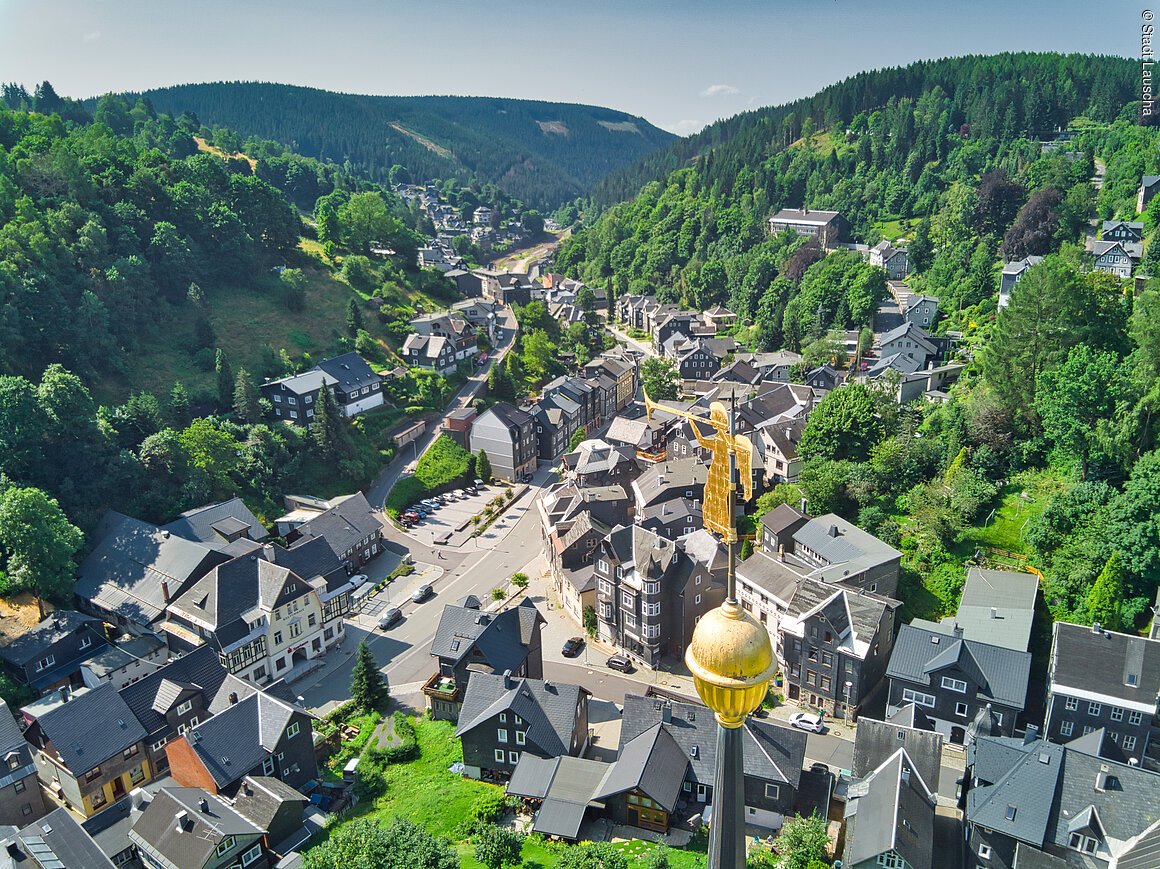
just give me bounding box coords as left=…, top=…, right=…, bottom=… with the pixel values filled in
left=0, top=0, right=1140, bottom=135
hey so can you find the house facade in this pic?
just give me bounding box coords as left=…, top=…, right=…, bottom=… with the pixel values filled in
left=0, top=611, right=110, bottom=696
left=1042, top=622, right=1160, bottom=766
left=260, top=353, right=383, bottom=425
left=1092, top=239, right=1142, bottom=278
left=470, top=403, right=538, bottom=482
left=998, top=255, right=1044, bottom=309
left=768, top=207, right=848, bottom=248
left=869, top=240, right=909, bottom=279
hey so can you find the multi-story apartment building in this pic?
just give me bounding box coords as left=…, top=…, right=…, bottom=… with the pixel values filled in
left=470, top=402, right=538, bottom=482
left=593, top=525, right=726, bottom=667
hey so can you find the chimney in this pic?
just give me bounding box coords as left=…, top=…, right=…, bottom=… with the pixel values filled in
left=1092, top=621, right=1102, bottom=634
left=777, top=544, right=785, bottom=562
left=828, top=524, right=839, bottom=538
left=1023, top=725, right=1039, bottom=745
left=198, top=798, right=209, bottom=813
left=662, top=705, right=672, bottom=724
left=59, top=687, right=69, bottom=703
left=799, top=497, right=808, bottom=514
left=262, top=543, right=275, bottom=561
left=990, top=607, right=998, bottom=619
left=228, top=692, right=239, bottom=705
left=174, top=810, right=188, bottom=832
left=953, top=623, right=964, bottom=639
left=503, top=670, right=513, bottom=689
left=161, top=581, right=171, bottom=604
left=1096, top=764, right=1109, bottom=792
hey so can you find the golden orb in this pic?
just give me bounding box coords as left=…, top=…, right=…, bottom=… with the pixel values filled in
left=685, top=599, right=779, bottom=728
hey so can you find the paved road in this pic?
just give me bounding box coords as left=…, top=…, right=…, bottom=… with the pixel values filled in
left=367, top=306, right=519, bottom=510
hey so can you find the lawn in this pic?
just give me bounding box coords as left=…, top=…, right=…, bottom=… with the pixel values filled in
left=958, top=468, right=1069, bottom=564
left=372, top=717, right=500, bottom=839
left=873, top=215, right=920, bottom=242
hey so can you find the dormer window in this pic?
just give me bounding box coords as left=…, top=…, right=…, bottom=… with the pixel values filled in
left=1068, top=833, right=1099, bottom=855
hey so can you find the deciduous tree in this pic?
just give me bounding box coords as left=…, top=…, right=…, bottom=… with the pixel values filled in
left=640, top=356, right=679, bottom=401
left=0, top=487, right=84, bottom=606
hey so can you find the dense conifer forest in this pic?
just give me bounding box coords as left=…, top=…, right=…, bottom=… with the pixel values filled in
left=127, top=82, right=677, bottom=208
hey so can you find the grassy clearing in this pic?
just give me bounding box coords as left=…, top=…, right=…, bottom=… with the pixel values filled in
left=873, top=216, right=920, bottom=241
left=958, top=468, right=1069, bottom=563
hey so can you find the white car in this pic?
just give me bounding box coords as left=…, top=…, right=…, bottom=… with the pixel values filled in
left=788, top=712, right=825, bottom=733
left=349, top=574, right=368, bottom=588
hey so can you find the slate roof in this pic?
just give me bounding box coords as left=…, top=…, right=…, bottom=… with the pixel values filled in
left=119, top=645, right=232, bottom=737
left=1093, top=239, right=1143, bottom=258
left=792, top=513, right=903, bottom=582
left=263, top=538, right=349, bottom=591
left=1049, top=622, right=1160, bottom=708
left=289, top=492, right=381, bottom=559
left=852, top=710, right=943, bottom=789
left=1001, top=255, right=1044, bottom=276
left=508, top=755, right=615, bottom=839
left=966, top=735, right=1160, bottom=861
left=315, top=352, right=381, bottom=392
left=761, top=504, right=808, bottom=539
left=32, top=683, right=148, bottom=773
left=631, top=459, right=706, bottom=509
left=232, top=775, right=308, bottom=830
left=456, top=672, right=586, bottom=757
left=887, top=624, right=1031, bottom=710
left=606, top=416, right=657, bottom=450
left=13, top=806, right=115, bottom=868
left=168, top=555, right=299, bottom=647
left=483, top=402, right=533, bottom=432
left=595, top=722, right=687, bottom=810
left=430, top=598, right=543, bottom=675
left=129, top=788, right=261, bottom=869
left=1013, top=842, right=1069, bottom=869
left=76, top=512, right=222, bottom=626
left=0, top=610, right=103, bottom=668
left=619, top=695, right=805, bottom=789
left=163, top=498, right=266, bottom=549
left=877, top=320, right=936, bottom=354
left=261, top=368, right=334, bottom=396
left=844, top=748, right=935, bottom=869
left=184, top=692, right=298, bottom=789
left=770, top=207, right=843, bottom=226
left=638, top=497, right=702, bottom=531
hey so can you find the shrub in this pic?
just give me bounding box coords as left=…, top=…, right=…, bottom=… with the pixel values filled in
left=467, top=790, right=506, bottom=826
left=491, top=586, right=506, bottom=601
left=511, top=572, right=529, bottom=589
left=354, top=754, right=387, bottom=800
left=381, top=713, right=418, bottom=763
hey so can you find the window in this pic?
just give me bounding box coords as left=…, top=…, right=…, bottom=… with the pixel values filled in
left=1085, top=701, right=1102, bottom=716
left=287, top=721, right=300, bottom=738
left=509, top=751, right=519, bottom=764
left=956, top=702, right=969, bottom=717
left=262, top=756, right=275, bottom=776
left=308, top=613, right=317, bottom=627
left=597, top=560, right=609, bottom=573
left=876, top=853, right=903, bottom=869
left=1130, top=710, right=1144, bottom=726
left=1060, top=720, right=1073, bottom=737
left=764, top=783, right=779, bottom=799
left=84, top=766, right=102, bottom=783
left=1065, top=696, right=1078, bottom=711
left=1068, top=833, right=1099, bottom=855
left=216, top=836, right=237, bottom=857
left=902, top=689, right=935, bottom=708
left=241, top=843, right=264, bottom=867
left=1123, top=735, right=1137, bottom=752
left=941, top=677, right=967, bottom=693
left=7, top=757, right=18, bottom=771
left=644, top=602, right=661, bottom=617
left=13, top=780, right=24, bottom=794
left=821, top=652, right=833, bottom=667
left=494, top=749, right=505, bottom=763
left=1110, top=707, right=1123, bottom=722
left=516, top=731, right=526, bottom=746
left=695, top=594, right=702, bottom=605
left=20, top=803, right=30, bottom=817
left=621, top=592, right=635, bottom=608
left=34, top=655, right=55, bottom=673
left=599, top=580, right=613, bottom=596
left=90, top=790, right=106, bottom=809
left=123, top=744, right=139, bottom=760
left=498, top=729, right=508, bottom=743
left=273, top=631, right=283, bottom=645
left=130, top=765, right=145, bottom=784
left=176, top=700, right=193, bottom=715
left=643, top=581, right=660, bottom=595
left=978, top=844, right=992, bottom=859
left=79, top=636, right=92, bottom=650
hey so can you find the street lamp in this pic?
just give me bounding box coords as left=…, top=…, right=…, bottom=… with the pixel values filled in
left=844, top=681, right=853, bottom=727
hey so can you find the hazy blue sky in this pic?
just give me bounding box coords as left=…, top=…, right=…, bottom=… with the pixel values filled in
left=0, top=0, right=1137, bottom=135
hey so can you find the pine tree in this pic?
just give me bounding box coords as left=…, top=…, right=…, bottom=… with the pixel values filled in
left=350, top=640, right=388, bottom=712
left=476, top=449, right=492, bottom=482
left=233, top=367, right=261, bottom=423
left=346, top=298, right=363, bottom=336
left=311, top=386, right=348, bottom=457
left=1086, top=553, right=1125, bottom=631
left=169, top=381, right=191, bottom=427
left=214, top=349, right=233, bottom=410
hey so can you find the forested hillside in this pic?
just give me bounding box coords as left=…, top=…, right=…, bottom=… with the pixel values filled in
left=0, top=87, right=465, bottom=592
left=128, top=82, right=677, bottom=208
left=559, top=51, right=1160, bottom=635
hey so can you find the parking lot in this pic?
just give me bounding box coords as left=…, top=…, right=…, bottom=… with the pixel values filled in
left=401, top=484, right=514, bottom=547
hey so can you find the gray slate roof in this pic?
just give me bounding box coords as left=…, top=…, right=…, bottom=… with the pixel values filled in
left=430, top=598, right=543, bottom=675
left=0, top=610, right=103, bottom=667
left=129, top=788, right=261, bottom=869
left=119, top=645, right=232, bottom=737
left=594, top=722, right=687, bottom=811
left=852, top=709, right=943, bottom=789
left=1049, top=622, right=1160, bottom=706
left=168, top=555, right=300, bottom=647
left=456, top=672, right=585, bottom=758
left=886, top=624, right=1031, bottom=710
left=76, top=512, right=222, bottom=626
left=32, top=683, right=148, bottom=773
left=184, top=692, right=298, bottom=789
left=620, top=695, right=805, bottom=789
left=163, top=498, right=266, bottom=550
left=844, top=747, right=935, bottom=869
left=289, top=492, right=380, bottom=559
left=13, top=806, right=115, bottom=867
left=934, top=567, right=1039, bottom=652
left=508, top=755, right=616, bottom=839
left=315, top=351, right=381, bottom=392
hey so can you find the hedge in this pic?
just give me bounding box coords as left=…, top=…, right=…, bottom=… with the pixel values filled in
left=378, top=712, right=418, bottom=763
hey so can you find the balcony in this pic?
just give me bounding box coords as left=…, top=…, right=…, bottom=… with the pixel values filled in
left=423, top=673, right=461, bottom=703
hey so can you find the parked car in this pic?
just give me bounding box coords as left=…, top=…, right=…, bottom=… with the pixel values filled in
left=422, top=499, right=440, bottom=510
left=789, top=712, right=825, bottom=733
left=521, top=473, right=534, bottom=483
left=606, top=654, right=633, bottom=673
left=465, top=486, right=478, bottom=496
left=474, top=478, right=487, bottom=488
left=411, top=583, right=433, bottom=603
left=562, top=637, right=585, bottom=658
left=349, top=574, right=368, bottom=588
left=453, top=489, right=467, bottom=499
left=378, top=607, right=402, bottom=629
